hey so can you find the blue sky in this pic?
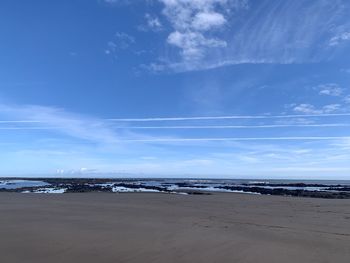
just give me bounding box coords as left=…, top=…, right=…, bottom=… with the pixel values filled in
left=1, top=0, right=350, bottom=179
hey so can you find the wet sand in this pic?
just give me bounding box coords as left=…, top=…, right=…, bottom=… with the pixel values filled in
left=0, top=192, right=349, bottom=263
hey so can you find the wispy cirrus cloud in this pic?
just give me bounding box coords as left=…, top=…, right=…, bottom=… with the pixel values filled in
left=2, top=103, right=350, bottom=177
left=329, top=31, right=350, bottom=46
left=101, top=0, right=350, bottom=72
left=2, top=102, right=350, bottom=144
left=138, top=13, right=163, bottom=32
left=317, top=83, right=350, bottom=105
left=149, top=0, right=350, bottom=72
left=288, top=82, right=350, bottom=115
left=344, top=95, right=350, bottom=104
left=0, top=103, right=120, bottom=144
left=317, top=83, right=344, bottom=97
left=105, top=32, right=135, bottom=55
left=291, top=103, right=342, bottom=114
left=102, top=0, right=132, bottom=5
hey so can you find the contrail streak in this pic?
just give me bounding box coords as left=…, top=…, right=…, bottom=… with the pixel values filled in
left=0, top=127, right=56, bottom=130
left=1, top=123, right=349, bottom=130
left=0, top=120, right=42, bottom=124
left=1, top=112, right=350, bottom=124
left=122, top=136, right=350, bottom=142
left=112, top=123, right=350, bottom=129
left=106, top=113, right=350, bottom=122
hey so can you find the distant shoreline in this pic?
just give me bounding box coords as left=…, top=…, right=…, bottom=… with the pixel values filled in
left=1, top=178, right=350, bottom=199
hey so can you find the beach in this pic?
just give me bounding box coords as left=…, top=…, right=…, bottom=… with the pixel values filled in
left=0, top=192, right=349, bottom=263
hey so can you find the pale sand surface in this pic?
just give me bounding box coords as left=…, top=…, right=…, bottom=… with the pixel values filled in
left=0, top=192, right=350, bottom=263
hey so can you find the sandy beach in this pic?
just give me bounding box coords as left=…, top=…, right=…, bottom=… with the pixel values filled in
left=0, top=192, right=349, bottom=263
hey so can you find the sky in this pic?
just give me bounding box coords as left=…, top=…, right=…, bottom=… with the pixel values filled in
left=0, top=0, right=350, bottom=179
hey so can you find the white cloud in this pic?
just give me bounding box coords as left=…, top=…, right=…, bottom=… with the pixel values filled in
left=292, top=104, right=322, bottom=114
left=318, top=83, right=344, bottom=96
left=160, top=0, right=237, bottom=30
left=292, top=103, right=342, bottom=114
left=145, top=13, right=163, bottom=31
left=101, top=0, right=348, bottom=72
left=138, top=13, right=164, bottom=32
left=142, top=62, right=167, bottom=72
left=159, top=0, right=241, bottom=64
left=102, top=0, right=131, bottom=5
left=329, top=31, right=350, bottom=46
left=192, top=12, right=227, bottom=31
left=344, top=95, right=350, bottom=104
left=322, top=104, right=342, bottom=113
left=314, top=83, right=350, bottom=109
left=167, top=31, right=226, bottom=60
left=114, top=32, right=135, bottom=49
left=150, top=0, right=349, bottom=72
left=105, top=32, right=135, bottom=55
